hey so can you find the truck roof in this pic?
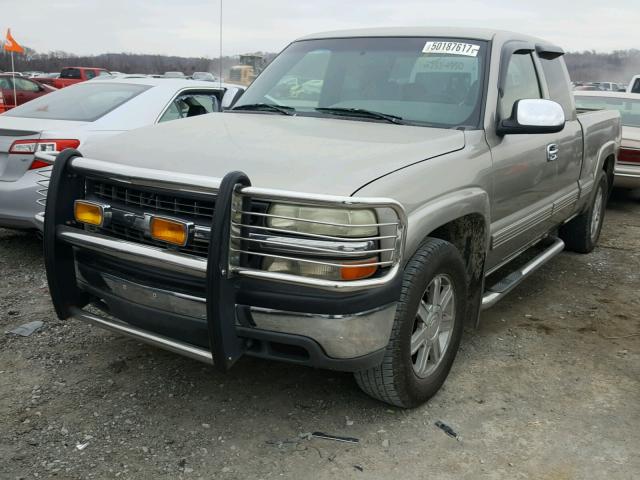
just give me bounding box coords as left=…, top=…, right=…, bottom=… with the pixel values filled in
left=297, top=26, right=552, bottom=47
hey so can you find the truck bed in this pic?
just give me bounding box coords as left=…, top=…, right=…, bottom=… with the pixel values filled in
left=576, top=108, right=621, bottom=180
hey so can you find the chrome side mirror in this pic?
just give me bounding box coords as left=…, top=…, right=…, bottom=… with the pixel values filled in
left=497, top=99, right=565, bottom=135
left=221, top=87, right=245, bottom=110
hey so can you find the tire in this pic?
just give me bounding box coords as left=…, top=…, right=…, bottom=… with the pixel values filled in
left=354, top=238, right=468, bottom=408
left=560, top=170, right=608, bottom=254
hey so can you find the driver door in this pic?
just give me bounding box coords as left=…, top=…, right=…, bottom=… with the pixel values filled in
left=486, top=51, right=558, bottom=270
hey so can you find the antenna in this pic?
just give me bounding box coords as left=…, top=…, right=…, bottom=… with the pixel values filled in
left=219, top=0, right=223, bottom=87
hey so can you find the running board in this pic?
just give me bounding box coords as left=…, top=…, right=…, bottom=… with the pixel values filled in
left=481, top=238, right=565, bottom=310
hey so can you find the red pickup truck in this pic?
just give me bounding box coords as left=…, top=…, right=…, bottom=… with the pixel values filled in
left=52, top=67, right=109, bottom=88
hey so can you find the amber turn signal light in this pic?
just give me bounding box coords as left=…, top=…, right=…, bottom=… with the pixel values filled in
left=340, top=258, right=379, bottom=281
left=74, top=200, right=106, bottom=226
left=150, top=217, right=190, bottom=246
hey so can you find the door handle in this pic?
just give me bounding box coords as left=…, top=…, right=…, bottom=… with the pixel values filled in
left=547, top=144, right=559, bottom=162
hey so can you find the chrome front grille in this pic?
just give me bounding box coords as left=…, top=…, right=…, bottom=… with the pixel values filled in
left=85, top=179, right=216, bottom=258
left=86, top=179, right=215, bottom=222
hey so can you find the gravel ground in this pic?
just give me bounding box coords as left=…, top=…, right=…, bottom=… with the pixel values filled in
left=1, top=189, right=639, bottom=480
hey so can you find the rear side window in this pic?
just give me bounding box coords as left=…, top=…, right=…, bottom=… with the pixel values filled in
left=499, top=52, right=541, bottom=119
left=539, top=56, right=575, bottom=119
left=632, top=78, right=640, bottom=94
left=15, top=78, right=40, bottom=92
left=4, top=83, right=151, bottom=121
left=60, top=68, right=82, bottom=79
left=158, top=92, right=221, bottom=123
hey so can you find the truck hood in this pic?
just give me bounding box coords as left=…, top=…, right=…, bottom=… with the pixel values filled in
left=81, top=113, right=465, bottom=196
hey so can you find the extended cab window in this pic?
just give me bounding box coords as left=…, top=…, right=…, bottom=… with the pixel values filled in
left=540, top=56, right=575, bottom=119
left=499, top=52, right=541, bottom=119
left=235, top=37, right=488, bottom=128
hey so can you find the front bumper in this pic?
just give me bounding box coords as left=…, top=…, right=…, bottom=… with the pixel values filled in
left=75, top=266, right=396, bottom=367
left=614, top=164, right=640, bottom=189
left=43, top=150, right=404, bottom=372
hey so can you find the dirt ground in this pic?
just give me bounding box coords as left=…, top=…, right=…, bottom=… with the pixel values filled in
left=1, top=189, right=638, bottom=480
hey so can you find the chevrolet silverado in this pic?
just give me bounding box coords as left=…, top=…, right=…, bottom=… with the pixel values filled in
left=41, top=28, right=620, bottom=407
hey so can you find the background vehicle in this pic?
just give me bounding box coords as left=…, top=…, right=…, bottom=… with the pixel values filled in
left=22, top=71, right=44, bottom=78
left=192, top=72, right=219, bottom=81
left=575, top=91, right=640, bottom=189
left=592, top=81, right=623, bottom=92
left=42, top=28, right=620, bottom=408
left=0, top=78, right=243, bottom=229
left=164, top=71, right=186, bottom=78
left=34, top=73, right=60, bottom=86
left=53, top=67, right=109, bottom=88
left=628, top=75, right=640, bottom=93
left=0, top=74, right=56, bottom=109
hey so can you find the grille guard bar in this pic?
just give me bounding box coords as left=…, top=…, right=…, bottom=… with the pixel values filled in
left=43, top=151, right=407, bottom=371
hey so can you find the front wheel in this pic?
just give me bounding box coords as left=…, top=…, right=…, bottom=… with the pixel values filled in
left=560, top=171, right=608, bottom=253
left=354, top=238, right=467, bottom=408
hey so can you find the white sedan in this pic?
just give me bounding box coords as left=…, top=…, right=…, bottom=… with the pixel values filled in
left=574, top=91, right=640, bottom=189
left=0, top=78, right=244, bottom=229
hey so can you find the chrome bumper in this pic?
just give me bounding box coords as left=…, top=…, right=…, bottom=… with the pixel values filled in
left=77, top=270, right=396, bottom=359
left=614, top=164, right=640, bottom=189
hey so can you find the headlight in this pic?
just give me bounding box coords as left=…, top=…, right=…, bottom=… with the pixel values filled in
left=264, top=256, right=378, bottom=281
left=267, top=204, right=378, bottom=237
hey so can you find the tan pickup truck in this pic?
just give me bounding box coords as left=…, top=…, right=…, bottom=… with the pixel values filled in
left=41, top=27, right=620, bottom=407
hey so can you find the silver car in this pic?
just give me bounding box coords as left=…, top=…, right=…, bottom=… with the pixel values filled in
left=574, top=91, right=640, bottom=189
left=0, top=78, right=243, bottom=229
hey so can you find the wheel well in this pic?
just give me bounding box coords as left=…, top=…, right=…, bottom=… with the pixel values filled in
left=603, top=154, right=615, bottom=189
left=428, top=214, right=487, bottom=290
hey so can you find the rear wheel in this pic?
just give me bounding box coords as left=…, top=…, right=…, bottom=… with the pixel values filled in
left=354, top=238, right=467, bottom=408
left=560, top=171, right=608, bottom=253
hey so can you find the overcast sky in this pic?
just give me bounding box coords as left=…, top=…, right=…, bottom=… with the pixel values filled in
left=2, top=0, right=638, bottom=57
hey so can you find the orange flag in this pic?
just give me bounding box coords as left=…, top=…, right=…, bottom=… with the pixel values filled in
left=4, top=29, right=24, bottom=54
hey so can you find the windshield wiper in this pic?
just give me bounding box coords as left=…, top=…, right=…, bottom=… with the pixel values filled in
left=315, top=107, right=404, bottom=124
left=231, top=103, right=295, bottom=116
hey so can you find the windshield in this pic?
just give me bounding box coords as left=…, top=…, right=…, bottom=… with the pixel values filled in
left=234, top=37, right=487, bottom=128
left=4, top=82, right=150, bottom=122
left=574, top=95, right=640, bottom=127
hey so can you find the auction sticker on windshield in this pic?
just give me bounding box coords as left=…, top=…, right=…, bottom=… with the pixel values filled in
left=423, top=41, right=480, bottom=57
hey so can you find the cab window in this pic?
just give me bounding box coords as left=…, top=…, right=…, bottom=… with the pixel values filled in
left=499, top=52, right=541, bottom=119
left=60, top=68, right=82, bottom=79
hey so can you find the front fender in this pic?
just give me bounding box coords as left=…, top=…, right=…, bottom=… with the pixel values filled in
left=404, top=187, right=490, bottom=262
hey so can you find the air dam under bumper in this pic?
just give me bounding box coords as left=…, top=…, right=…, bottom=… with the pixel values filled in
left=43, top=150, right=405, bottom=372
